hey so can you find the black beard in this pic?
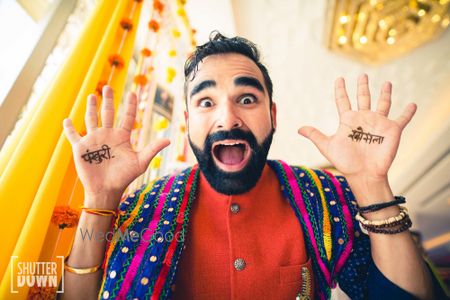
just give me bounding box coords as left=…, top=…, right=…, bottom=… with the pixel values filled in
left=189, top=128, right=274, bottom=195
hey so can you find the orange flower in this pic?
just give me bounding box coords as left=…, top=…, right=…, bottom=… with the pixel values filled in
left=108, top=54, right=124, bottom=69
left=120, top=17, right=133, bottom=30
left=148, top=20, right=160, bottom=32
left=141, top=48, right=152, bottom=57
left=176, top=154, right=186, bottom=162
left=28, top=285, right=57, bottom=299
left=96, top=80, right=107, bottom=95
left=153, top=0, right=164, bottom=14
left=133, top=74, right=148, bottom=86
left=51, top=206, right=80, bottom=229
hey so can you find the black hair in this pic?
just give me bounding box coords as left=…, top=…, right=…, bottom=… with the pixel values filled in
left=184, top=31, right=273, bottom=107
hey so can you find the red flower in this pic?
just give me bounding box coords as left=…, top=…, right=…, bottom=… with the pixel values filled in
left=148, top=20, right=160, bottom=32
left=133, top=74, right=148, bottom=86
left=120, top=18, right=133, bottom=30
left=141, top=48, right=152, bottom=57
left=153, top=0, right=164, bottom=14
left=108, top=54, right=125, bottom=69
left=96, top=80, right=107, bottom=96
left=51, top=206, right=80, bottom=229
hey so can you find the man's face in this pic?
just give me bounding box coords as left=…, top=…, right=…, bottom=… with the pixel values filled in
left=185, top=53, right=277, bottom=194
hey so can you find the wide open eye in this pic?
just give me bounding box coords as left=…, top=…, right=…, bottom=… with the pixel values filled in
left=199, top=99, right=214, bottom=108
left=238, top=95, right=257, bottom=105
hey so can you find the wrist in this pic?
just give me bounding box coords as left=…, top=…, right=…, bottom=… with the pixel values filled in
left=84, top=190, right=123, bottom=210
left=345, top=175, right=394, bottom=207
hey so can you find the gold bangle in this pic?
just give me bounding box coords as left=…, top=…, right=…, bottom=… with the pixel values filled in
left=81, top=206, right=116, bottom=217
left=64, top=262, right=100, bottom=274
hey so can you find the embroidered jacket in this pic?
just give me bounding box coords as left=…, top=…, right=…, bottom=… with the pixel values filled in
left=98, top=160, right=444, bottom=300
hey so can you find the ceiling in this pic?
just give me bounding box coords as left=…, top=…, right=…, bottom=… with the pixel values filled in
left=185, top=0, right=450, bottom=265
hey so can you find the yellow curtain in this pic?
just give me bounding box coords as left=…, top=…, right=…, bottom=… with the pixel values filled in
left=0, top=0, right=143, bottom=298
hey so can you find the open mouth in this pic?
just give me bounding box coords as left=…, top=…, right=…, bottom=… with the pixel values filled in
left=211, top=139, right=251, bottom=172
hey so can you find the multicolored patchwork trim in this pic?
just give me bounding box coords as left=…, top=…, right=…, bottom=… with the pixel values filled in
left=99, top=166, right=199, bottom=300
left=100, top=161, right=362, bottom=299
left=268, top=160, right=357, bottom=300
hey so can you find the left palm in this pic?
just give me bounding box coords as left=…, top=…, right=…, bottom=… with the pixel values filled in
left=299, top=74, right=417, bottom=180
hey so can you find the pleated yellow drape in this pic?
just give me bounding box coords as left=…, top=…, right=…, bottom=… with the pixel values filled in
left=0, top=0, right=143, bottom=297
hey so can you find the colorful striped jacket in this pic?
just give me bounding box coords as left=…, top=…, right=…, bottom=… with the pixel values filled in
left=98, top=160, right=433, bottom=299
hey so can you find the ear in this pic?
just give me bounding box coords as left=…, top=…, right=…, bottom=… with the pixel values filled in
left=271, top=101, right=277, bottom=130
left=184, top=110, right=189, bottom=133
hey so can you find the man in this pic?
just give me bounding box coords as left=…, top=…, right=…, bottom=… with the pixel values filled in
left=62, top=32, right=446, bottom=299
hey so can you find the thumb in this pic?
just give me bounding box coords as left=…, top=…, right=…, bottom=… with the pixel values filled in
left=298, top=126, right=329, bottom=153
left=137, top=138, right=171, bottom=172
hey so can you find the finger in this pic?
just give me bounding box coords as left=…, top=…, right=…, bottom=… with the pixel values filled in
left=137, top=139, right=171, bottom=172
left=101, top=85, right=115, bottom=128
left=376, top=81, right=392, bottom=117
left=357, top=73, right=371, bottom=110
left=395, top=103, right=417, bottom=130
left=85, top=94, right=98, bottom=133
left=120, top=92, right=137, bottom=132
left=298, top=126, right=329, bottom=154
left=63, top=118, right=81, bottom=144
left=334, top=77, right=352, bottom=116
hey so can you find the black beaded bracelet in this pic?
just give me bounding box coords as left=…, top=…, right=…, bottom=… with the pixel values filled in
left=357, top=196, right=406, bottom=213
left=361, top=217, right=412, bottom=234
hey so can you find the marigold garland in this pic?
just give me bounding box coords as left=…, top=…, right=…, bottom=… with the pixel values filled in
left=153, top=0, right=164, bottom=14
left=141, top=48, right=152, bottom=57
left=133, top=74, right=148, bottom=86
left=166, top=67, right=176, bottom=83
left=51, top=206, right=80, bottom=229
left=168, top=49, right=177, bottom=57
left=108, top=54, right=125, bottom=69
left=148, top=20, right=160, bottom=32
left=120, top=17, right=133, bottom=30
left=28, top=285, right=57, bottom=300
left=96, top=80, right=107, bottom=95
left=172, top=29, right=181, bottom=38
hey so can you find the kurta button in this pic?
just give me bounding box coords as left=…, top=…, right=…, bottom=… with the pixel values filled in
left=234, top=258, right=246, bottom=271
left=230, top=203, right=240, bottom=214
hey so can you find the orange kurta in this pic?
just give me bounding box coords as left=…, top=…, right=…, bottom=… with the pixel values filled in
left=173, top=164, right=314, bottom=299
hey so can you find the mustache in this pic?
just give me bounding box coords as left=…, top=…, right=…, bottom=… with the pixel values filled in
left=204, top=128, right=258, bottom=150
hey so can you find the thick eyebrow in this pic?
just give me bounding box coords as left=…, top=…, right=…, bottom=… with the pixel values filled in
left=189, top=80, right=216, bottom=99
left=234, top=76, right=265, bottom=93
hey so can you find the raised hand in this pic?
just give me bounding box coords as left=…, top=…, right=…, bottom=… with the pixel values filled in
left=298, top=74, right=416, bottom=182
left=63, top=86, right=170, bottom=209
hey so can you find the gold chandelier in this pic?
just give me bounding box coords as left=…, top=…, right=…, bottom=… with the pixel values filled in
left=325, top=0, right=450, bottom=64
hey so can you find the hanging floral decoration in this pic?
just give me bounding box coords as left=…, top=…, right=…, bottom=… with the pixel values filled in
left=172, top=29, right=181, bottom=38
left=96, top=80, right=108, bottom=95
left=148, top=20, right=160, bottom=32
left=133, top=74, right=148, bottom=86
left=51, top=206, right=80, bottom=229
left=153, top=0, right=165, bottom=14
left=141, top=48, right=152, bottom=57
left=120, top=17, right=134, bottom=31
left=166, top=67, right=176, bottom=83
left=28, top=285, right=57, bottom=300
left=168, top=49, right=177, bottom=57
left=177, top=7, right=186, bottom=17
left=108, top=54, right=125, bottom=69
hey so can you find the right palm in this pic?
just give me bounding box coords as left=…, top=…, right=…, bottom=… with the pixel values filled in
left=63, top=86, right=170, bottom=207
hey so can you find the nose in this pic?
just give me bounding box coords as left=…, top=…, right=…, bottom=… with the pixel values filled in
left=215, top=102, right=243, bottom=131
